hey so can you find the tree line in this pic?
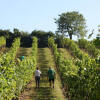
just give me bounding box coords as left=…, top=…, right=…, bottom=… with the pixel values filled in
left=0, top=11, right=100, bottom=48
left=0, top=29, right=54, bottom=47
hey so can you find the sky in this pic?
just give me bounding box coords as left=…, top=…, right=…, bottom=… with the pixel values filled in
left=0, top=0, right=100, bottom=40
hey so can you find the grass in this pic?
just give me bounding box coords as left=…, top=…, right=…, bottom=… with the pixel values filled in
left=19, top=48, right=66, bottom=100
left=44, top=48, right=66, bottom=100
left=58, top=48, right=72, bottom=59
left=16, top=47, right=32, bottom=58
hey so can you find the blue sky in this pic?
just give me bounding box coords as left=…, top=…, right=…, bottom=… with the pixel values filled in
left=0, top=0, right=100, bottom=39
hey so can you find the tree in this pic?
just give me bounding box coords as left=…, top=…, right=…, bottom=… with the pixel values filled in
left=13, top=28, right=21, bottom=37
left=0, top=29, right=12, bottom=37
left=31, top=30, right=55, bottom=47
left=55, top=11, right=87, bottom=39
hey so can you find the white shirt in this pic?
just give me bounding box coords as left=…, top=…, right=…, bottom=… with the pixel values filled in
left=35, top=70, right=41, bottom=76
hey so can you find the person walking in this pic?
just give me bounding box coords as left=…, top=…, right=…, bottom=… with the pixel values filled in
left=35, top=67, right=41, bottom=88
left=20, top=56, right=25, bottom=61
left=47, top=67, right=56, bottom=88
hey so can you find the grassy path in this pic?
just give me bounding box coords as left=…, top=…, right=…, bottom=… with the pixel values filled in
left=58, top=48, right=72, bottom=59
left=19, top=48, right=66, bottom=100
left=16, top=47, right=32, bottom=58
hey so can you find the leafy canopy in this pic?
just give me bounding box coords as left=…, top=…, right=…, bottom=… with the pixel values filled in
left=55, top=11, right=87, bottom=39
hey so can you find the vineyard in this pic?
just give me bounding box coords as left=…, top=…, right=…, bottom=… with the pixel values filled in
left=0, top=36, right=100, bottom=100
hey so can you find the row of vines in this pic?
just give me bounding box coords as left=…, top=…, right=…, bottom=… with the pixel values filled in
left=0, top=37, right=38, bottom=100
left=48, top=37, right=100, bottom=100
left=0, top=37, right=6, bottom=47
left=78, top=39, right=100, bottom=58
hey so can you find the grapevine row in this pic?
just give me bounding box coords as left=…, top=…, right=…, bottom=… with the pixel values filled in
left=14, top=37, right=38, bottom=99
left=0, top=38, right=20, bottom=100
left=48, top=37, right=100, bottom=100
left=63, top=38, right=100, bottom=100
left=0, top=36, right=6, bottom=47
left=78, top=39, right=100, bottom=58
left=0, top=37, right=38, bottom=100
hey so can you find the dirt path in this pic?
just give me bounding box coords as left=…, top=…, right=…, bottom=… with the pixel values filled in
left=19, top=48, right=66, bottom=100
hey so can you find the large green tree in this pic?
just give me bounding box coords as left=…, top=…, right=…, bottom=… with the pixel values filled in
left=55, top=11, right=87, bottom=39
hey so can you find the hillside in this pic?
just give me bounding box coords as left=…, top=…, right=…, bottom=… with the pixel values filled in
left=19, top=48, right=66, bottom=100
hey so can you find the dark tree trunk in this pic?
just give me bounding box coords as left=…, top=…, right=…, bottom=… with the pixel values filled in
left=69, top=34, right=72, bottom=40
